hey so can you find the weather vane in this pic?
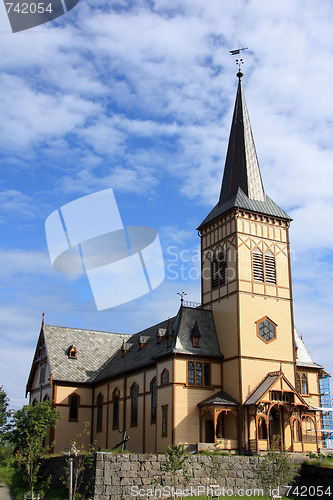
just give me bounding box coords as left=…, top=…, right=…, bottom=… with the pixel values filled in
left=230, top=46, right=248, bottom=78
left=177, top=291, right=187, bottom=305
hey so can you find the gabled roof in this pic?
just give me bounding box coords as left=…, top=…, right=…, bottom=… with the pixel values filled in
left=198, top=76, right=291, bottom=231
left=198, top=390, right=238, bottom=407
left=97, top=306, right=222, bottom=382
left=30, top=307, right=223, bottom=386
left=244, top=371, right=309, bottom=407
left=294, top=328, right=322, bottom=369
left=44, top=326, right=128, bottom=383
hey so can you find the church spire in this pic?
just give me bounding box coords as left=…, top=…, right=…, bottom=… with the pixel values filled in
left=219, top=75, right=265, bottom=205
left=197, top=72, right=291, bottom=231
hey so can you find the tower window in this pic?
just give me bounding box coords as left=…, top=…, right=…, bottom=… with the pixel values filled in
left=296, top=373, right=301, bottom=394
left=256, top=317, right=277, bottom=344
left=253, top=248, right=264, bottom=282
left=264, top=251, right=276, bottom=284
left=211, top=251, right=227, bottom=289
left=130, top=383, right=138, bottom=426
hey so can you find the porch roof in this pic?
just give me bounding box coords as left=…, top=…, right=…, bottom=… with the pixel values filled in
left=198, top=390, right=238, bottom=407
left=244, top=373, right=280, bottom=405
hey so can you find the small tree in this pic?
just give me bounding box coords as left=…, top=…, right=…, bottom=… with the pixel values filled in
left=67, top=421, right=95, bottom=500
left=255, top=436, right=299, bottom=499
left=0, top=385, right=10, bottom=440
left=8, top=400, right=60, bottom=498
left=162, top=444, right=189, bottom=498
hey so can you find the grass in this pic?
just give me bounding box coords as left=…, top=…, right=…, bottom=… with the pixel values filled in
left=305, top=454, right=333, bottom=468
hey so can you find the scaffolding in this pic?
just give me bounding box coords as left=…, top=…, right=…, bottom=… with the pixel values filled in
left=319, top=373, right=333, bottom=449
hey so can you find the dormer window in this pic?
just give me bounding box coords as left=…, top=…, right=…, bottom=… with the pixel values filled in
left=122, top=342, right=132, bottom=356
left=165, top=322, right=174, bottom=348
left=156, top=328, right=166, bottom=343
left=191, top=320, right=201, bottom=348
left=138, top=335, right=149, bottom=350
left=68, top=345, right=77, bottom=359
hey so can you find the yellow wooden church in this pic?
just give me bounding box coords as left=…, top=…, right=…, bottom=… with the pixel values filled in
left=26, top=70, right=328, bottom=455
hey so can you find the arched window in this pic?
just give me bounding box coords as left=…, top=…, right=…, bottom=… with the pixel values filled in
left=296, top=373, right=301, bottom=394
left=130, top=383, right=138, bottom=426
left=32, top=398, right=37, bottom=407
left=161, top=369, right=169, bottom=385
left=301, top=374, right=308, bottom=395
left=43, top=394, right=50, bottom=402
left=293, top=419, right=301, bottom=442
left=96, top=393, right=103, bottom=433
left=112, top=389, right=119, bottom=429
left=253, top=248, right=264, bottom=282
left=264, top=250, right=276, bottom=284
left=258, top=417, right=267, bottom=440
left=69, top=393, right=79, bottom=422
left=188, top=362, right=195, bottom=385
left=151, top=378, right=157, bottom=423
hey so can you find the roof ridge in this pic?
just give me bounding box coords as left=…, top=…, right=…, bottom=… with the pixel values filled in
left=45, top=324, right=129, bottom=336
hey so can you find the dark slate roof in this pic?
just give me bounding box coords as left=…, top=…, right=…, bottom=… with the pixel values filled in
left=198, top=188, right=291, bottom=230
left=172, top=307, right=221, bottom=356
left=244, top=372, right=280, bottom=405
left=294, top=328, right=322, bottom=369
left=44, top=325, right=128, bottom=383
left=198, top=390, right=238, bottom=407
left=43, top=307, right=222, bottom=384
left=219, top=78, right=265, bottom=205
left=97, top=307, right=222, bottom=382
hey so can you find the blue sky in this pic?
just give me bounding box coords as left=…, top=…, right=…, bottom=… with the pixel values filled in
left=0, top=0, right=332, bottom=409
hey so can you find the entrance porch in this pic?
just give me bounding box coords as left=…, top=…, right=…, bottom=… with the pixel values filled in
left=198, top=390, right=239, bottom=450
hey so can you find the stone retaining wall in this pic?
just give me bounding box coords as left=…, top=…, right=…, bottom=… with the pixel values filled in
left=93, top=453, right=265, bottom=499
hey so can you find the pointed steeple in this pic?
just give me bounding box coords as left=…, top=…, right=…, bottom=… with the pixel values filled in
left=198, top=74, right=291, bottom=231
left=219, top=76, right=265, bottom=204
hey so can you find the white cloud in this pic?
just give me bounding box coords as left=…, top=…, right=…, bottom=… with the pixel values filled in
left=1, top=0, right=333, bottom=405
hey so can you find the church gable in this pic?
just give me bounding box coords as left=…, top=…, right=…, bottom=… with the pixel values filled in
left=245, top=372, right=308, bottom=408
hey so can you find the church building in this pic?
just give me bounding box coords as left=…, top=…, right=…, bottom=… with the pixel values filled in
left=26, top=69, right=330, bottom=455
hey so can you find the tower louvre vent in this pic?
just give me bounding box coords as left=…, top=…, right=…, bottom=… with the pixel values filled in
left=253, top=250, right=264, bottom=282
left=265, top=253, right=276, bottom=284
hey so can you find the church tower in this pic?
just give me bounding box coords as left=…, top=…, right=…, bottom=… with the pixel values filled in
left=198, top=71, right=297, bottom=426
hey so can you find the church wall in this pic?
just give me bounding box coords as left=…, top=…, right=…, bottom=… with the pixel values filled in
left=239, top=294, right=294, bottom=364
left=212, top=295, right=238, bottom=359
left=222, top=359, right=240, bottom=401
left=93, top=382, right=108, bottom=450
left=51, top=383, right=93, bottom=453
left=173, top=385, right=210, bottom=444
left=156, top=384, right=172, bottom=453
